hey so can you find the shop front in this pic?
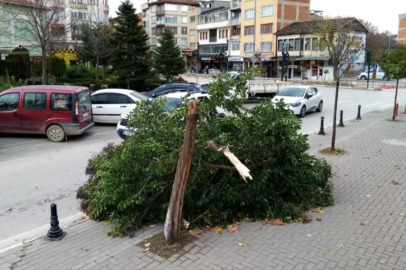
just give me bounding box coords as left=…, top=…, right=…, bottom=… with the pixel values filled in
left=228, top=57, right=244, bottom=72
left=295, top=56, right=331, bottom=80
left=198, top=44, right=228, bottom=72
left=182, top=50, right=199, bottom=72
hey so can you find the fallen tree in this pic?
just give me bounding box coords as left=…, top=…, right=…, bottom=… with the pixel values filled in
left=77, top=69, right=333, bottom=237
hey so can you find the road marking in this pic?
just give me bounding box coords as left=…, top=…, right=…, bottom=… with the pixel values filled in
left=0, top=212, right=86, bottom=254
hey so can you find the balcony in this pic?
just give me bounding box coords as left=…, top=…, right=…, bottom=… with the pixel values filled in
left=209, top=37, right=217, bottom=43
left=156, top=20, right=165, bottom=26
left=230, top=18, right=241, bottom=25
left=231, top=1, right=241, bottom=9
left=70, top=3, right=87, bottom=9
left=156, top=9, right=165, bottom=15
left=230, top=35, right=240, bottom=40
left=103, top=5, right=109, bottom=14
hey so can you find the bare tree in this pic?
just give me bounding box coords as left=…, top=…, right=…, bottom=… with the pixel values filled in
left=6, top=0, right=69, bottom=84
left=79, top=22, right=110, bottom=81
left=317, top=17, right=368, bottom=151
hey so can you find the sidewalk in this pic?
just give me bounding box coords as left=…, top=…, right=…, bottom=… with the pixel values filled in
left=1, top=109, right=406, bottom=270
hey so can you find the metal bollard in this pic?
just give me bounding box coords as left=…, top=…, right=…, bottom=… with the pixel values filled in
left=318, top=116, right=326, bottom=135
left=355, top=105, right=362, bottom=120
left=396, top=103, right=399, bottom=116
left=44, top=204, right=66, bottom=241
left=337, top=110, right=345, bottom=127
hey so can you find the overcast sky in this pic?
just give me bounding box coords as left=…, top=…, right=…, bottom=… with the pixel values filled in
left=110, top=0, right=405, bottom=34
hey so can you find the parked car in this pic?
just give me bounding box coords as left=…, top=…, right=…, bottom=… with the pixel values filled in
left=116, top=97, right=183, bottom=139
left=164, top=92, right=227, bottom=117
left=208, top=69, right=221, bottom=75
left=0, top=85, right=93, bottom=142
left=272, top=86, right=323, bottom=117
left=357, top=67, right=389, bottom=80
left=90, top=89, right=147, bottom=124
left=145, top=83, right=202, bottom=98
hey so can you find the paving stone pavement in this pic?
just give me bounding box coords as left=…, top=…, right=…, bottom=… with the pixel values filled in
left=1, top=109, right=406, bottom=270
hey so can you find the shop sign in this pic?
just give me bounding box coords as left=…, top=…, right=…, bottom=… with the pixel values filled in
left=228, top=57, right=243, bottom=62
left=261, top=57, right=271, bottom=61
left=288, top=65, right=298, bottom=68
left=201, top=57, right=211, bottom=61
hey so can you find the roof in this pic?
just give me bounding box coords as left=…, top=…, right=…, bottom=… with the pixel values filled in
left=400, top=13, right=406, bottom=20
left=296, top=56, right=330, bottom=61
left=148, top=0, right=199, bottom=7
left=93, top=89, right=135, bottom=95
left=200, top=6, right=229, bottom=15
left=5, top=85, right=85, bottom=92
left=276, top=18, right=368, bottom=36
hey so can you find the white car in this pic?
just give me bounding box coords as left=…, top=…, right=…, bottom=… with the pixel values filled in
left=90, top=89, right=148, bottom=124
left=357, top=67, right=388, bottom=80
left=272, top=86, right=323, bottom=117
left=164, top=92, right=227, bottom=117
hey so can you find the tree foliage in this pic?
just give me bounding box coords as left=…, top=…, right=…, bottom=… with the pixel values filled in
left=77, top=69, right=333, bottom=236
left=5, top=47, right=31, bottom=80
left=153, top=28, right=186, bottom=82
left=109, top=0, right=150, bottom=91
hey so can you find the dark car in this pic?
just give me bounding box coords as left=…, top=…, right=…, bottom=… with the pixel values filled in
left=146, top=83, right=202, bottom=98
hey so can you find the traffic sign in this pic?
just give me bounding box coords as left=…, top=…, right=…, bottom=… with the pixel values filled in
left=372, top=63, right=378, bottom=70
left=372, top=70, right=376, bottom=79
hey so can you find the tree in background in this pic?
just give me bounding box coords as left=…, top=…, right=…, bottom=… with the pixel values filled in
left=7, top=0, right=68, bottom=84
left=109, top=0, right=150, bottom=90
left=80, top=22, right=111, bottom=81
left=5, top=46, right=31, bottom=80
left=153, top=28, right=186, bottom=82
left=317, top=17, right=368, bottom=151
left=381, top=45, right=406, bottom=121
left=34, top=57, right=66, bottom=79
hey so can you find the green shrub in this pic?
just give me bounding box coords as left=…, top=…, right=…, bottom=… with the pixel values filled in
left=66, top=65, right=89, bottom=79
left=78, top=69, right=333, bottom=235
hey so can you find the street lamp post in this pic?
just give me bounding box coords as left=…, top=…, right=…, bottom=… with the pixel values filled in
left=252, top=0, right=257, bottom=68
left=388, top=34, right=398, bottom=53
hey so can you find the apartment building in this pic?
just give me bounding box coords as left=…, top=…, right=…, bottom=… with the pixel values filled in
left=186, top=6, right=199, bottom=70
left=142, top=0, right=199, bottom=51
left=398, top=13, right=406, bottom=45
left=231, top=0, right=310, bottom=75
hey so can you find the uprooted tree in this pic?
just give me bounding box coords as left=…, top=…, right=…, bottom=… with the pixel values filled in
left=316, top=17, right=368, bottom=151
left=77, top=68, right=334, bottom=242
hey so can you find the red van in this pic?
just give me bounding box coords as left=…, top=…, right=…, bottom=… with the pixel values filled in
left=0, top=85, right=94, bottom=142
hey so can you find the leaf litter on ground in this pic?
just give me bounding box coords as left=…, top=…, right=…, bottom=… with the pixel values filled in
left=238, top=242, right=250, bottom=247
left=262, top=218, right=285, bottom=225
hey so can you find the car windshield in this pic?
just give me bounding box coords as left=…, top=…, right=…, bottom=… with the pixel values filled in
left=130, top=91, right=148, bottom=100
left=165, top=98, right=182, bottom=111
left=278, top=87, right=306, bottom=97
left=229, top=73, right=239, bottom=79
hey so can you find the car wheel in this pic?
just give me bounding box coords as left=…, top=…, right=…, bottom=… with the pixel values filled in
left=316, top=101, right=323, bottom=112
left=299, top=105, right=306, bottom=118
left=361, top=76, right=366, bottom=80
left=47, top=125, right=65, bottom=142
left=383, top=76, right=387, bottom=81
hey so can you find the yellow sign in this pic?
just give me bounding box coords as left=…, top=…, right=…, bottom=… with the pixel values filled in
left=70, top=3, right=87, bottom=9
left=372, top=70, right=376, bottom=79
left=53, top=48, right=78, bottom=66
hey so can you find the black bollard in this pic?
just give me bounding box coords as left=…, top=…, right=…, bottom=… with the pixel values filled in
left=338, top=110, right=345, bottom=127
left=44, top=204, right=66, bottom=241
left=318, top=116, right=326, bottom=135
left=356, top=105, right=362, bottom=120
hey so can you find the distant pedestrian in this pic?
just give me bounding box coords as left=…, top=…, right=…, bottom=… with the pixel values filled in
left=177, top=75, right=185, bottom=82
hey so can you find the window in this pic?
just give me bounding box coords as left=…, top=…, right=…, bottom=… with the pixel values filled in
left=190, top=42, right=196, bottom=49
left=181, top=38, right=187, bottom=45
left=278, top=39, right=283, bottom=51
left=151, top=5, right=156, bottom=12
left=90, top=13, right=97, bottom=21
left=231, top=41, right=240, bottom=51
left=319, top=38, right=326, bottom=51
left=0, top=93, right=19, bottom=111
left=190, top=29, right=196, bottom=36
left=107, top=94, right=134, bottom=104
left=165, top=16, right=177, bottom=23
left=190, top=16, right=196, bottom=22
left=181, top=5, right=188, bottom=12
left=173, top=38, right=178, bottom=45
left=91, top=94, right=107, bottom=104
left=244, top=43, right=253, bottom=52
left=289, top=39, right=294, bottom=51
left=260, top=42, right=272, bottom=52
left=261, top=5, right=274, bottom=17
left=167, top=27, right=178, bottom=34
left=294, top=38, right=301, bottom=50
left=165, top=4, right=177, bottom=11
left=151, top=17, right=156, bottom=25
left=181, top=27, right=187, bottom=35
left=312, top=38, right=318, bottom=51
left=181, top=16, right=187, bottom=24
left=72, top=26, right=81, bottom=35
left=245, top=9, right=254, bottom=19
left=71, top=11, right=87, bottom=20
left=54, top=11, right=65, bottom=20
left=199, top=31, right=208, bottom=40
left=78, top=91, right=91, bottom=107
left=260, top=23, right=272, bottom=34
left=305, top=38, right=311, bottom=51
left=244, top=26, right=254, bottom=35
left=151, top=28, right=156, bottom=35
left=89, top=0, right=97, bottom=4
left=151, top=38, right=157, bottom=45
left=51, top=93, right=72, bottom=111
left=198, top=11, right=228, bottom=24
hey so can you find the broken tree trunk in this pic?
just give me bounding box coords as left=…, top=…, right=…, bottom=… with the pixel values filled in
left=164, top=100, right=200, bottom=244
left=206, top=141, right=253, bottom=182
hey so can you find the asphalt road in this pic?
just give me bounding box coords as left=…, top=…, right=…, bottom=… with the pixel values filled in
left=0, top=86, right=405, bottom=247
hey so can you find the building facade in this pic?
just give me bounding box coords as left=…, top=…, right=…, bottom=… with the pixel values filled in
left=142, top=0, right=199, bottom=51
left=231, top=0, right=310, bottom=75
left=398, top=13, right=406, bottom=45
left=276, top=18, right=367, bottom=81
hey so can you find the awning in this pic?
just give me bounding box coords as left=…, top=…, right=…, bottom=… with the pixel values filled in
left=296, top=56, right=330, bottom=61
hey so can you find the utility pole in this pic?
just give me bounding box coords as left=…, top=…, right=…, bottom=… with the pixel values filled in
left=252, top=0, right=256, bottom=68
